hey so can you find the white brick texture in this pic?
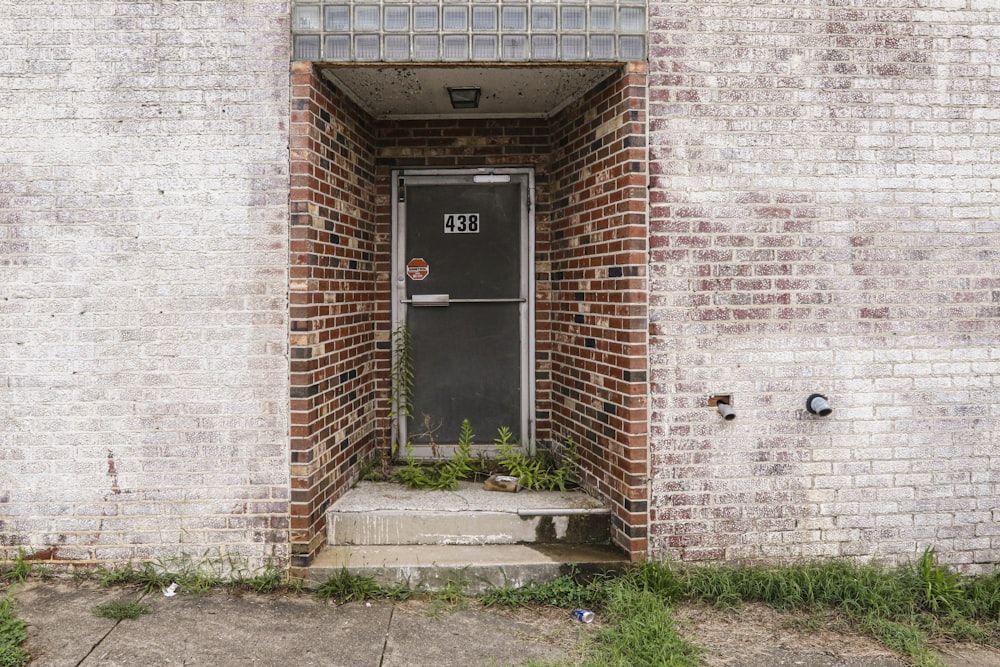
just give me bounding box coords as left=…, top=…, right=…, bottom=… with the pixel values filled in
left=647, top=0, right=1000, bottom=571
left=0, top=1, right=291, bottom=565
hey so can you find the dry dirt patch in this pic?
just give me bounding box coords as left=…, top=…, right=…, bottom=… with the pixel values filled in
left=672, top=602, right=908, bottom=667
left=498, top=600, right=911, bottom=666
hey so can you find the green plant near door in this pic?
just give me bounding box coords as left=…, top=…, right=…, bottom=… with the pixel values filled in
left=396, top=419, right=477, bottom=490
left=389, top=324, right=414, bottom=436
left=362, top=324, right=415, bottom=482
left=393, top=421, right=580, bottom=492
left=496, top=428, right=580, bottom=492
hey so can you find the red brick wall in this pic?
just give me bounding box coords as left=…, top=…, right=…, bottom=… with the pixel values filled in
left=288, top=64, right=650, bottom=564
left=289, top=63, right=379, bottom=566
left=547, top=63, right=650, bottom=558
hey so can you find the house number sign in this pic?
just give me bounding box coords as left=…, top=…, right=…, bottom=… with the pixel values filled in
left=444, top=213, right=479, bottom=233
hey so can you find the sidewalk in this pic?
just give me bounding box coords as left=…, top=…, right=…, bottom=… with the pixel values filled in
left=9, top=578, right=1000, bottom=666
left=10, top=579, right=589, bottom=667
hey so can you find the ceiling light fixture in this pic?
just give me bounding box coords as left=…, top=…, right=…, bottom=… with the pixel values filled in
left=447, top=86, right=481, bottom=109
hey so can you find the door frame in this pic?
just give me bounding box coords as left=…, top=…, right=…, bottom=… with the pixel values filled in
left=391, top=167, right=536, bottom=456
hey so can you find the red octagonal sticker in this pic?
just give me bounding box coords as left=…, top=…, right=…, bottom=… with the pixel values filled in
left=406, top=257, right=429, bottom=281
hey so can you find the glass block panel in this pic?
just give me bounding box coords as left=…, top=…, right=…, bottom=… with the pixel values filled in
left=619, top=35, right=645, bottom=60
left=531, top=6, right=556, bottom=31
left=294, top=35, right=321, bottom=60
left=384, top=34, right=410, bottom=60
left=620, top=7, right=645, bottom=33
left=289, top=0, right=650, bottom=64
left=324, top=5, right=350, bottom=31
left=414, top=34, right=440, bottom=60
left=472, top=6, right=497, bottom=30
left=384, top=6, right=409, bottom=31
left=531, top=34, right=557, bottom=60
left=294, top=6, right=321, bottom=31
left=590, top=6, right=615, bottom=31
left=590, top=34, right=615, bottom=59
left=443, top=35, right=469, bottom=60
left=472, top=34, right=497, bottom=60
left=501, top=6, right=526, bottom=31
left=413, top=6, right=438, bottom=30
left=355, top=34, right=380, bottom=60
left=443, top=6, right=468, bottom=30
left=324, top=34, right=351, bottom=60
left=502, top=34, right=528, bottom=60
left=560, top=6, right=585, bottom=31
left=561, top=34, right=586, bottom=60
left=354, top=5, right=379, bottom=31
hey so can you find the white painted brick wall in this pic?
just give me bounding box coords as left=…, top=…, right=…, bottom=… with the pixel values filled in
left=0, top=1, right=291, bottom=565
left=648, top=0, right=1000, bottom=571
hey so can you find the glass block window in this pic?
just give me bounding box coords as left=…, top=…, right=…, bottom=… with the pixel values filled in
left=291, top=0, right=646, bottom=62
left=502, top=6, right=527, bottom=31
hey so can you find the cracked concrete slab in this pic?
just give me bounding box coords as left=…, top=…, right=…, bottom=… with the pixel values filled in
left=13, top=580, right=122, bottom=667
left=380, top=599, right=572, bottom=667
left=77, top=593, right=390, bottom=667
left=11, top=580, right=583, bottom=667
left=16, top=578, right=996, bottom=667
left=14, top=580, right=391, bottom=667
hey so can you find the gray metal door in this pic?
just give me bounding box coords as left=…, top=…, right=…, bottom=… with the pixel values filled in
left=394, top=170, right=533, bottom=458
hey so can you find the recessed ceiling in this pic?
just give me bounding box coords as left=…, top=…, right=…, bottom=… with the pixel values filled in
left=321, top=65, right=619, bottom=119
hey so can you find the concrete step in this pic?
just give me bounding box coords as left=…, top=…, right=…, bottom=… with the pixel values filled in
left=307, top=543, right=629, bottom=595
left=314, top=481, right=625, bottom=593
left=327, top=481, right=612, bottom=546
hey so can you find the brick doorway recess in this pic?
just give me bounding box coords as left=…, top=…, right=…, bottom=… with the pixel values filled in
left=288, top=61, right=649, bottom=570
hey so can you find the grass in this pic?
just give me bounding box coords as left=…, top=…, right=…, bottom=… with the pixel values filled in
left=314, top=569, right=412, bottom=605
left=0, top=552, right=32, bottom=585
left=1, top=551, right=36, bottom=667
left=481, top=569, right=600, bottom=610
left=87, top=554, right=296, bottom=596
left=0, top=597, right=28, bottom=667
left=480, top=550, right=1000, bottom=667
left=667, top=548, right=1000, bottom=666
left=92, top=600, right=151, bottom=621
left=6, top=548, right=1000, bottom=666
left=584, top=583, right=701, bottom=667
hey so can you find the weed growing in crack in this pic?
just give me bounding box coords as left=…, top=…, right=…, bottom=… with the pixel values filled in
left=314, top=569, right=411, bottom=605
left=93, top=554, right=295, bottom=595
left=481, top=568, right=599, bottom=610
left=0, top=551, right=32, bottom=585
left=92, top=600, right=151, bottom=621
